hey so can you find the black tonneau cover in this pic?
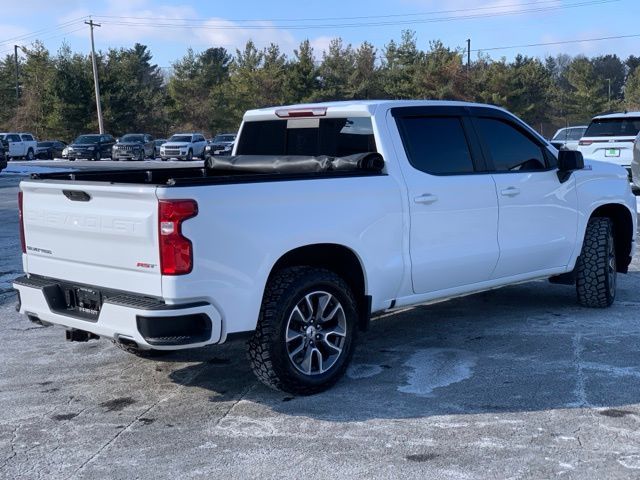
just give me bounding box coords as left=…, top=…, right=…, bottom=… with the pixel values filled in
left=206, top=152, right=384, bottom=174
left=27, top=153, right=385, bottom=187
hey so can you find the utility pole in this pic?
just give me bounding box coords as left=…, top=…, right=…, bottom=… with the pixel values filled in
left=466, top=39, right=471, bottom=70
left=85, top=19, right=104, bottom=134
left=13, top=45, right=19, bottom=100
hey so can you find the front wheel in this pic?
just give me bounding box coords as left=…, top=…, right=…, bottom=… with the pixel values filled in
left=248, top=267, right=358, bottom=395
left=186, top=149, right=193, bottom=161
left=26, top=149, right=34, bottom=161
left=576, top=217, right=616, bottom=308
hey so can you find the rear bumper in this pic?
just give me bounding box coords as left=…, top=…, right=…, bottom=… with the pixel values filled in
left=13, top=275, right=223, bottom=350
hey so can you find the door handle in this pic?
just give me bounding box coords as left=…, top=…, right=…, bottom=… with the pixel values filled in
left=414, top=193, right=438, bottom=205
left=500, top=187, right=521, bottom=197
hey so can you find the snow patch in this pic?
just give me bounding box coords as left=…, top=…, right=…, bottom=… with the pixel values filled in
left=398, top=348, right=476, bottom=397
left=347, top=363, right=383, bottom=379
left=618, top=455, right=640, bottom=470
left=2, top=164, right=74, bottom=175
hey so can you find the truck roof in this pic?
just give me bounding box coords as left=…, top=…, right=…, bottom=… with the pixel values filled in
left=243, top=100, right=507, bottom=121
left=592, top=111, right=640, bottom=120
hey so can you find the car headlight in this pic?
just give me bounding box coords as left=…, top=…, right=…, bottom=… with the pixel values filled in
left=205, top=145, right=211, bottom=152
left=224, top=145, right=232, bottom=151
left=87, top=146, right=95, bottom=151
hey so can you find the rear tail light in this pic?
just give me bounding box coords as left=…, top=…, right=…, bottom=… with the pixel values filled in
left=158, top=199, right=198, bottom=275
left=18, top=191, right=25, bottom=253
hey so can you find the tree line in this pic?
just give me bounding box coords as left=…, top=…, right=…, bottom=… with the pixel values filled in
left=2, top=30, right=640, bottom=141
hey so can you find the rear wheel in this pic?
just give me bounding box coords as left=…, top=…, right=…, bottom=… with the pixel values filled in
left=248, top=267, right=358, bottom=395
left=26, top=149, right=34, bottom=161
left=576, top=217, right=616, bottom=308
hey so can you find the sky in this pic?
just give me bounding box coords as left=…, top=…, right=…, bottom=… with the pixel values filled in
left=0, top=0, right=638, bottom=69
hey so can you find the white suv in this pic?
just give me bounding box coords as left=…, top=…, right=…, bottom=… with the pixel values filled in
left=577, top=112, right=640, bottom=181
left=0, top=132, right=38, bottom=160
left=159, top=133, right=207, bottom=161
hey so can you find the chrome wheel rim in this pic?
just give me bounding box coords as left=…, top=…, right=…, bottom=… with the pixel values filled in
left=608, top=232, right=616, bottom=292
left=285, top=290, right=347, bottom=376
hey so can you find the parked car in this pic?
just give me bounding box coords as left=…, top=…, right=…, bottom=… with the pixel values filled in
left=153, top=139, right=167, bottom=158
left=112, top=133, right=155, bottom=161
left=159, top=133, right=207, bottom=161
left=35, top=140, right=67, bottom=159
left=14, top=100, right=636, bottom=395
left=0, top=142, right=7, bottom=173
left=550, top=126, right=587, bottom=151
left=67, top=134, right=116, bottom=161
left=0, top=132, right=37, bottom=160
left=630, top=132, right=640, bottom=192
left=206, top=133, right=237, bottom=157
left=577, top=112, right=640, bottom=182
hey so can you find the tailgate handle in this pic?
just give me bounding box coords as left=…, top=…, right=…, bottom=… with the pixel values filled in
left=63, top=190, right=91, bottom=202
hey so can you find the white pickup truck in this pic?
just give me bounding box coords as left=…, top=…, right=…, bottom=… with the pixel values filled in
left=14, top=101, right=637, bottom=394
left=0, top=132, right=38, bottom=160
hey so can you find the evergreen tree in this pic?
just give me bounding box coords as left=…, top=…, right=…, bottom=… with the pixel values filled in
left=285, top=40, right=318, bottom=104
left=316, top=38, right=355, bottom=101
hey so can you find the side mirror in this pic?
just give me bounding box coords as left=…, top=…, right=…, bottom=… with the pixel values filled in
left=557, top=150, right=584, bottom=183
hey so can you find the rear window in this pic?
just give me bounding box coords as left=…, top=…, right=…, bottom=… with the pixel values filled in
left=584, top=118, right=640, bottom=137
left=553, top=128, right=586, bottom=141
left=396, top=116, right=474, bottom=175
left=236, top=117, right=377, bottom=157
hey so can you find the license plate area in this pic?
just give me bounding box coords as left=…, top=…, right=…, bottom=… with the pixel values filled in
left=66, top=286, right=102, bottom=317
left=42, top=283, right=103, bottom=321
left=605, top=148, right=620, bottom=157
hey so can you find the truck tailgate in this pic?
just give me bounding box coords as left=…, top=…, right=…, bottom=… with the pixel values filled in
left=21, top=181, right=162, bottom=297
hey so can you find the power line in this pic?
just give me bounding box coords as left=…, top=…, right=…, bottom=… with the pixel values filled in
left=96, top=0, right=617, bottom=30
left=472, top=33, right=640, bottom=53
left=0, top=17, right=88, bottom=45
left=0, top=25, right=87, bottom=57
left=92, top=0, right=575, bottom=23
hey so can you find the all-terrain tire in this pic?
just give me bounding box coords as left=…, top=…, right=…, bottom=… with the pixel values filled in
left=575, top=217, right=616, bottom=308
left=248, top=267, right=358, bottom=395
left=112, top=340, right=172, bottom=358
left=26, top=148, right=34, bottom=161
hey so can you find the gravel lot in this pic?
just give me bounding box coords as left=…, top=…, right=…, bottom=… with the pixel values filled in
left=2, top=161, right=640, bottom=479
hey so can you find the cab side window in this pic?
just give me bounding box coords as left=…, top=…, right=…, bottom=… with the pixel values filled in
left=396, top=116, right=475, bottom=175
left=21, top=134, right=33, bottom=141
left=475, top=117, right=547, bottom=172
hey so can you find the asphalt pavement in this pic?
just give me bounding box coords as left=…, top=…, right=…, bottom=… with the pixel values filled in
left=2, top=162, right=640, bottom=479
